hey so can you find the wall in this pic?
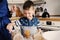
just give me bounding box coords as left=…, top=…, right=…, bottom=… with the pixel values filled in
left=44, top=0, right=60, bottom=15
left=8, top=0, right=60, bottom=15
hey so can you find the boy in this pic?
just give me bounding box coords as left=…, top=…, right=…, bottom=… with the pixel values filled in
left=19, top=1, right=39, bottom=26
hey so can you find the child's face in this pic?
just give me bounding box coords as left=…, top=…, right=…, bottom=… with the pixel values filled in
left=23, top=6, right=35, bottom=20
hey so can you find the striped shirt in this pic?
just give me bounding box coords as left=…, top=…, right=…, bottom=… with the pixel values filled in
left=19, top=17, right=40, bottom=26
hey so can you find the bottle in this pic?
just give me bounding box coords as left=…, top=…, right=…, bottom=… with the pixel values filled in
left=42, top=8, right=50, bottom=18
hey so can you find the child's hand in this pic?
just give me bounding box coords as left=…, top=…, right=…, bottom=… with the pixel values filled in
left=6, top=23, right=15, bottom=33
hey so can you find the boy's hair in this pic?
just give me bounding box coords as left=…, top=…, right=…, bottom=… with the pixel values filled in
left=23, top=1, right=34, bottom=10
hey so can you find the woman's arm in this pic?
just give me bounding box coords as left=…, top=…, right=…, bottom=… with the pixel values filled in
left=0, top=17, right=11, bottom=29
left=0, top=0, right=9, bottom=17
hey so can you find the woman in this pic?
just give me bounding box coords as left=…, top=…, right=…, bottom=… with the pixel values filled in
left=0, top=0, right=11, bottom=40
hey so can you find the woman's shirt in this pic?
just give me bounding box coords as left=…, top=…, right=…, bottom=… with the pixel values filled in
left=0, top=0, right=11, bottom=29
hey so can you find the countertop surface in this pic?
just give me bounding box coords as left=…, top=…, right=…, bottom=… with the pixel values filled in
left=10, top=17, right=60, bottom=21
left=43, top=31, right=60, bottom=40
left=37, top=17, right=60, bottom=21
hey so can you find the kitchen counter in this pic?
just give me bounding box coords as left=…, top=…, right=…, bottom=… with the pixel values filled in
left=37, top=17, right=60, bottom=21
left=10, top=17, right=60, bottom=21
left=43, top=31, right=60, bottom=40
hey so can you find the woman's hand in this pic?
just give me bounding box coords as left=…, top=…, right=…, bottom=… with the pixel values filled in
left=7, top=23, right=15, bottom=33
left=11, top=5, right=17, bottom=13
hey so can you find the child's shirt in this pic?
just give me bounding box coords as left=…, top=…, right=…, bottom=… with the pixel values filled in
left=18, top=17, right=40, bottom=26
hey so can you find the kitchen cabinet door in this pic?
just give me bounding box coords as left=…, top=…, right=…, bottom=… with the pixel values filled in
left=52, top=21, right=60, bottom=26
left=7, top=0, right=13, bottom=3
left=31, top=0, right=37, bottom=1
left=12, top=0, right=26, bottom=4
left=43, top=31, right=60, bottom=40
left=31, top=0, right=44, bottom=2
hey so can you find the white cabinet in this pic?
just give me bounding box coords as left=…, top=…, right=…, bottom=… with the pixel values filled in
left=52, top=21, right=60, bottom=26
left=8, top=0, right=44, bottom=4
left=7, top=0, right=12, bottom=3
left=40, top=21, right=60, bottom=26
left=31, top=0, right=43, bottom=2
left=12, top=0, right=26, bottom=4
left=40, top=21, right=46, bottom=25
left=43, top=31, right=60, bottom=40
left=8, top=0, right=26, bottom=4
left=31, top=0, right=38, bottom=1
left=39, top=21, right=60, bottom=30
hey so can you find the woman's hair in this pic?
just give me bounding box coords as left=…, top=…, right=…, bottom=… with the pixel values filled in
left=16, top=7, right=23, bottom=17
left=23, top=0, right=34, bottom=10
